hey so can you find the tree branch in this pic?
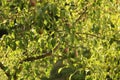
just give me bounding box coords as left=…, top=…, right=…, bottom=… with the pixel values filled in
left=0, top=62, right=11, bottom=79
left=20, top=51, right=52, bottom=64
left=76, top=32, right=101, bottom=38
left=20, top=42, right=60, bottom=64
left=0, top=62, right=5, bottom=70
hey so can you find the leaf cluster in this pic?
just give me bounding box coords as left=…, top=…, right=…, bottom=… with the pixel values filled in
left=0, top=0, right=120, bottom=80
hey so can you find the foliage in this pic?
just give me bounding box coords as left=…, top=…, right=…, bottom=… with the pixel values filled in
left=0, top=0, right=120, bottom=80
